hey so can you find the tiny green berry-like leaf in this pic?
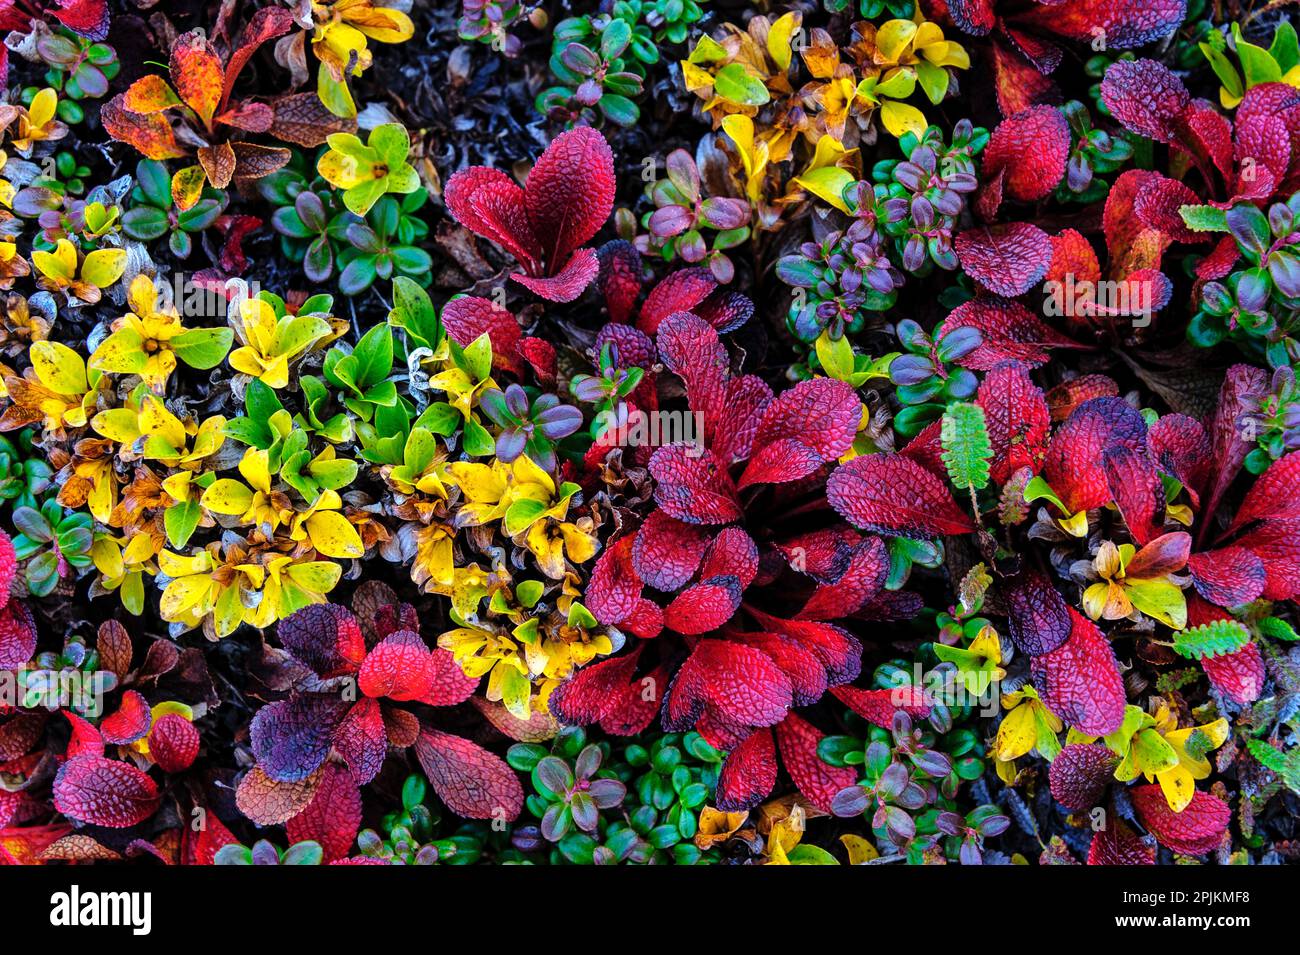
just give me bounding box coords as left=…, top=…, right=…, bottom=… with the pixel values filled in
left=1171, top=619, right=1251, bottom=660
left=940, top=402, right=992, bottom=491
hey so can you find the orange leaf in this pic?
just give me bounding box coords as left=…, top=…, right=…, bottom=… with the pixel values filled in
left=101, top=94, right=184, bottom=160
left=122, top=75, right=181, bottom=114
left=169, top=30, right=224, bottom=129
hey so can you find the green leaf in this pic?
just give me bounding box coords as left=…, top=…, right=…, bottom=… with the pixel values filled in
left=349, top=323, right=393, bottom=390
left=1256, top=616, right=1299, bottom=641
left=164, top=499, right=202, bottom=548
left=171, top=327, right=234, bottom=369
left=940, top=402, right=992, bottom=491
left=388, top=276, right=442, bottom=351
left=712, top=62, right=770, bottom=106
left=1233, top=24, right=1282, bottom=86
left=1179, top=204, right=1229, bottom=233
left=1171, top=619, right=1251, bottom=660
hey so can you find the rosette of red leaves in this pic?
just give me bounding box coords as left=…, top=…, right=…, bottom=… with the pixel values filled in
left=238, top=601, right=521, bottom=859
left=445, top=127, right=616, bottom=302
left=550, top=312, right=964, bottom=811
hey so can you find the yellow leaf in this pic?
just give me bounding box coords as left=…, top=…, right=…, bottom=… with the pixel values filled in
left=995, top=701, right=1039, bottom=761
left=305, top=510, right=365, bottom=559
left=792, top=165, right=855, bottom=213
left=31, top=341, right=88, bottom=395
left=880, top=99, right=927, bottom=139
left=767, top=12, right=800, bottom=73
left=876, top=19, right=918, bottom=62
left=81, top=248, right=127, bottom=289
left=201, top=478, right=255, bottom=517
left=840, top=833, right=879, bottom=864
left=171, top=165, right=207, bottom=212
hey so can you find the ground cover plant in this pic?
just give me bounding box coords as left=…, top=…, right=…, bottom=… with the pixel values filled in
left=0, top=0, right=1297, bottom=868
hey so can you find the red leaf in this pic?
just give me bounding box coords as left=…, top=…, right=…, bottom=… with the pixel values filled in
left=585, top=535, right=643, bottom=626
left=594, top=321, right=655, bottom=371
left=1200, top=642, right=1265, bottom=705
left=512, top=247, right=601, bottom=302
left=1044, top=397, right=1148, bottom=514
left=286, top=761, right=361, bottom=863
left=713, top=375, right=774, bottom=465
left=663, top=577, right=742, bottom=635
left=1237, top=519, right=1300, bottom=600
left=413, top=728, right=523, bottom=820
left=775, top=713, right=859, bottom=813
left=0, top=530, right=15, bottom=604
left=727, top=632, right=827, bottom=706
left=656, top=311, right=729, bottom=436
left=946, top=0, right=996, bottom=35
left=649, top=445, right=742, bottom=525
left=1187, top=548, right=1266, bottom=608
left=53, top=756, right=160, bottom=829
left=419, top=648, right=479, bottom=707
left=827, top=453, right=976, bottom=539
left=830, top=684, right=931, bottom=727
left=1135, top=174, right=1204, bottom=242
left=148, top=715, right=200, bottom=774
left=976, top=360, right=1050, bottom=483
left=51, top=0, right=110, bottom=39
left=944, top=296, right=1082, bottom=370
left=446, top=169, right=542, bottom=272
left=698, top=527, right=759, bottom=589
left=1132, top=785, right=1229, bottom=855
left=640, top=267, right=718, bottom=334
left=714, top=728, right=777, bottom=812
left=1100, top=59, right=1190, bottom=145
left=1148, top=413, right=1212, bottom=506
left=599, top=661, right=667, bottom=736
left=0, top=599, right=36, bottom=669
left=748, top=609, right=863, bottom=686
left=1103, top=445, right=1165, bottom=546
left=549, top=646, right=644, bottom=726
left=1088, top=820, right=1155, bottom=865
left=990, top=38, right=1061, bottom=117
left=517, top=336, right=557, bottom=387
left=1049, top=743, right=1117, bottom=811
left=332, top=697, right=387, bottom=785
left=982, top=106, right=1070, bottom=201
left=738, top=378, right=860, bottom=488
left=954, top=223, right=1054, bottom=297
left=597, top=240, right=644, bottom=324
left=100, top=690, right=153, bottom=745
left=63, top=711, right=104, bottom=759
left=0, top=711, right=45, bottom=760
left=358, top=631, right=436, bottom=702
left=183, top=811, right=238, bottom=865
left=1030, top=610, right=1126, bottom=736
left=1046, top=375, right=1120, bottom=422
left=249, top=693, right=348, bottom=783
left=632, top=511, right=711, bottom=592
left=796, top=536, right=888, bottom=620
left=694, top=289, right=754, bottom=333
left=1004, top=570, right=1073, bottom=655
left=1230, top=450, right=1300, bottom=532
left=1017, top=0, right=1184, bottom=49
left=441, top=297, right=523, bottom=374
left=277, top=603, right=365, bottom=678
left=1203, top=365, right=1270, bottom=527
left=523, top=127, right=614, bottom=271
left=664, top=639, right=793, bottom=730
